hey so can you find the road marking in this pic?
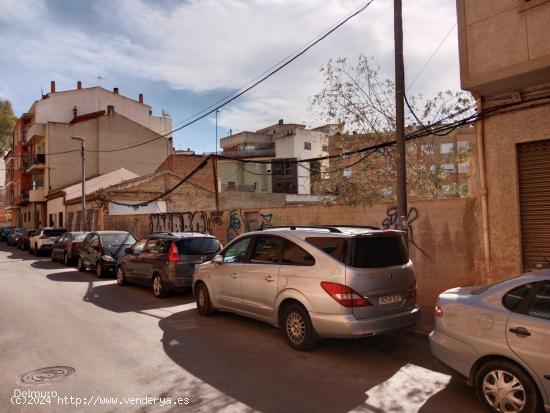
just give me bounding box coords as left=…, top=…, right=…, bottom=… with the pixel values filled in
left=348, top=363, right=451, bottom=413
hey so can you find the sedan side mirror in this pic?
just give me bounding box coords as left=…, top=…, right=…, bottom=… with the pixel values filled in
left=213, top=255, right=223, bottom=265
left=124, top=247, right=133, bottom=255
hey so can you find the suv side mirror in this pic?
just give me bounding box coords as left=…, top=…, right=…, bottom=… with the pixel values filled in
left=213, top=255, right=223, bottom=264
left=124, top=247, right=133, bottom=255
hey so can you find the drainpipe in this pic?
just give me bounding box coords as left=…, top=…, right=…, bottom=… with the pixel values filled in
left=476, top=95, right=491, bottom=283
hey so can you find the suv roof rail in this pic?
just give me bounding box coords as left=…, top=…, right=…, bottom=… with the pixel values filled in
left=146, top=231, right=175, bottom=236
left=146, top=231, right=211, bottom=237
left=260, top=225, right=382, bottom=233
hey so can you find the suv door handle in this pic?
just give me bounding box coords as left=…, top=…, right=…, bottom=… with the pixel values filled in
left=231, top=273, right=239, bottom=279
left=509, top=327, right=531, bottom=337
left=265, top=275, right=275, bottom=282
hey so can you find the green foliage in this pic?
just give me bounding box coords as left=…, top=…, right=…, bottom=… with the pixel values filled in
left=310, top=55, right=475, bottom=204
left=0, top=99, right=17, bottom=155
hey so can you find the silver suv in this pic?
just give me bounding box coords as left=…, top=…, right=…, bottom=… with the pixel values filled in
left=193, top=226, right=420, bottom=350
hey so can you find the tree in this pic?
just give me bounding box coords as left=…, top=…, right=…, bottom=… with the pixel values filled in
left=310, top=55, right=474, bottom=204
left=0, top=99, right=17, bottom=155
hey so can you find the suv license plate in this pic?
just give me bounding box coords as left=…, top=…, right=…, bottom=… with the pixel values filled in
left=379, top=294, right=402, bottom=305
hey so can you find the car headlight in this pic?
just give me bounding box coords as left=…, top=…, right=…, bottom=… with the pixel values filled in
left=101, top=255, right=115, bottom=262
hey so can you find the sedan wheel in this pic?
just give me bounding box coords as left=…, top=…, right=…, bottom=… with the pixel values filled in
left=196, top=283, right=213, bottom=316
left=282, top=304, right=317, bottom=351
left=476, top=360, right=540, bottom=413
left=51, top=250, right=56, bottom=262
left=77, top=257, right=86, bottom=272
left=64, top=252, right=69, bottom=266
left=152, top=274, right=167, bottom=298
left=116, top=267, right=127, bottom=286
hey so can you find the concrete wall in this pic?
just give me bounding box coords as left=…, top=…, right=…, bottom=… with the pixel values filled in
left=34, top=87, right=172, bottom=137
left=104, top=197, right=481, bottom=307
left=46, top=112, right=172, bottom=191
left=481, top=101, right=550, bottom=278
left=457, top=0, right=550, bottom=95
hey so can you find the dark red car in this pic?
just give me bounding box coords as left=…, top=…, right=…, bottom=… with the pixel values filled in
left=51, top=232, right=88, bottom=265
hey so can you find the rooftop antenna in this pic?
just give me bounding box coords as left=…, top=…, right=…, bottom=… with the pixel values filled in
left=97, top=76, right=106, bottom=86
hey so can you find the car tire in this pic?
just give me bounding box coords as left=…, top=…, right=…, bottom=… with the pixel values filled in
left=96, top=262, right=104, bottom=278
left=77, top=257, right=86, bottom=272
left=51, top=250, right=56, bottom=262
left=282, top=303, right=317, bottom=351
left=152, top=274, right=167, bottom=298
left=195, top=283, right=214, bottom=316
left=475, top=359, right=541, bottom=413
left=116, top=267, right=127, bottom=286
left=64, top=252, right=70, bottom=266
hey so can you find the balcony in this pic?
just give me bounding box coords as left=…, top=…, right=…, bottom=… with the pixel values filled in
left=29, top=187, right=45, bottom=202
left=26, top=154, right=46, bottom=173
left=220, top=148, right=275, bottom=159
left=221, top=182, right=258, bottom=192
left=26, top=123, right=45, bottom=143
left=15, top=190, right=29, bottom=205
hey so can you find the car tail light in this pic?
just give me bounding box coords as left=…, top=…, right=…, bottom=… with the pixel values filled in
left=168, top=242, right=180, bottom=263
left=408, top=286, right=417, bottom=299
left=320, top=281, right=372, bottom=307
left=434, top=305, right=444, bottom=318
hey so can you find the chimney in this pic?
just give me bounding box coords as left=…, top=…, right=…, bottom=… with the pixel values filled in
left=107, top=105, right=114, bottom=115
left=278, top=119, right=283, bottom=125
left=138, top=93, right=144, bottom=104
left=77, top=81, right=82, bottom=90
left=113, top=87, right=119, bottom=94
left=50, top=81, right=56, bottom=93
left=73, top=106, right=77, bottom=118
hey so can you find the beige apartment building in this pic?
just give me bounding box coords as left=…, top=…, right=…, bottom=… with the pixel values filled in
left=457, top=0, right=550, bottom=277
left=4, top=81, right=173, bottom=229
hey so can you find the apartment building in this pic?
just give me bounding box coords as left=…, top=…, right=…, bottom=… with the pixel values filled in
left=457, top=0, right=550, bottom=275
left=4, top=81, right=173, bottom=229
left=218, top=120, right=336, bottom=195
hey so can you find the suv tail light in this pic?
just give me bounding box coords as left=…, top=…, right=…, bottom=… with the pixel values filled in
left=320, top=281, right=371, bottom=307
left=168, top=242, right=180, bottom=263
left=434, top=305, right=444, bottom=318
left=408, top=285, right=417, bottom=299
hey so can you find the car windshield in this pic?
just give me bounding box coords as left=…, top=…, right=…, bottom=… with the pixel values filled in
left=176, top=238, right=221, bottom=255
left=100, top=233, right=136, bottom=246
left=349, top=234, right=409, bottom=268
left=71, top=233, right=86, bottom=241
left=44, top=229, right=67, bottom=237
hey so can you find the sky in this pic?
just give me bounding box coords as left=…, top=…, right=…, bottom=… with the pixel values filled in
left=0, top=0, right=461, bottom=154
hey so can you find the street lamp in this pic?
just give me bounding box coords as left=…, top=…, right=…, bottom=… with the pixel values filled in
left=71, top=136, right=86, bottom=231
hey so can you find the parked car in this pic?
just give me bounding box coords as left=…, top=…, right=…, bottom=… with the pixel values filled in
left=29, top=228, right=68, bottom=255
left=77, top=231, right=136, bottom=278
left=51, top=231, right=88, bottom=265
left=0, top=227, right=14, bottom=242
left=116, top=232, right=222, bottom=298
left=430, top=271, right=550, bottom=413
left=7, top=228, right=24, bottom=247
left=17, top=229, right=36, bottom=250
left=193, top=225, right=419, bottom=350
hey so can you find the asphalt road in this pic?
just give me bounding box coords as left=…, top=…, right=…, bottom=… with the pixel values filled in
left=0, top=243, right=483, bottom=413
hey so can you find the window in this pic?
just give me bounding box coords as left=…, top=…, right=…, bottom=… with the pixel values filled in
left=421, top=144, right=435, bottom=155
left=44, top=229, right=67, bottom=238
left=322, top=145, right=329, bottom=152
left=176, top=238, right=221, bottom=255
left=58, top=212, right=63, bottom=227
left=250, top=236, right=284, bottom=264
left=343, top=168, right=352, bottom=177
left=100, top=233, right=136, bottom=246
left=440, top=143, right=454, bottom=154
left=49, top=214, right=54, bottom=227
left=503, top=283, right=534, bottom=312
left=528, top=282, right=550, bottom=320
left=90, top=235, right=100, bottom=249
left=146, top=238, right=167, bottom=254
left=282, top=240, right=315, bottom=266
left=306, top=237, right=347, bottom=263
left=458, top=162, right=469, bottom=174
left=457, top=141, right=470, bottom=152
left=350, top=235, right=408, bottom=268
left=442, top=163, right=456, bottom=173
left=304, top=142, right=312, bottom=150
left=132, top=239, right=148, bottom=255
left=223, top=237, right=252, bottom=263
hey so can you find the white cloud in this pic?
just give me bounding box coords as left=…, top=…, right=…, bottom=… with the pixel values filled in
left=0, top=0, right=461, bottom=145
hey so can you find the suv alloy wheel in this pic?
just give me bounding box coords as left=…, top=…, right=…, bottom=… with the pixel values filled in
left=282, top=304, right=317, bottom=351
left=152, top=274, right=167, bottom=298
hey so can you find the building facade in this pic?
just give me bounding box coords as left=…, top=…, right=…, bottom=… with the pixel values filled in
left=4, top=81, right=173, bottom=229
left=457, top=0, right=550, bottom=276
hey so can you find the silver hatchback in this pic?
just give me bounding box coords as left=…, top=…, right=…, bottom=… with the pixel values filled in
left=429, top=271, right=550, bottom=413
left=193, top=226, right=420, bottom=350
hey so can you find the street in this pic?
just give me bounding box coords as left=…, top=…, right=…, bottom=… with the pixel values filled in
left=0, top=244, right=482, bottom=413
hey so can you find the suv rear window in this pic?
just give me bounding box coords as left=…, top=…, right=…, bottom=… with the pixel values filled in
left=306, top=234, right=408, bottom=268
left=44, top=229, right=67, bottom=237
left=176, top=238, right=220, bottom=255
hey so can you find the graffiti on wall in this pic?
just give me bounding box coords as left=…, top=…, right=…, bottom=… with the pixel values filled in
left=227, top=209, right=242, bottom=242
left=149, top=211, right=225, bottom=234
left=226, top=210, right=274, bottom=242
left=381, top=206, right=430, bottom=258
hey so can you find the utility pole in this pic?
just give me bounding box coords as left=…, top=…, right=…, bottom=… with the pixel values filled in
left=394, top=0, right=408, bottom=237
left=71, top=136, right=86, bottom=231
